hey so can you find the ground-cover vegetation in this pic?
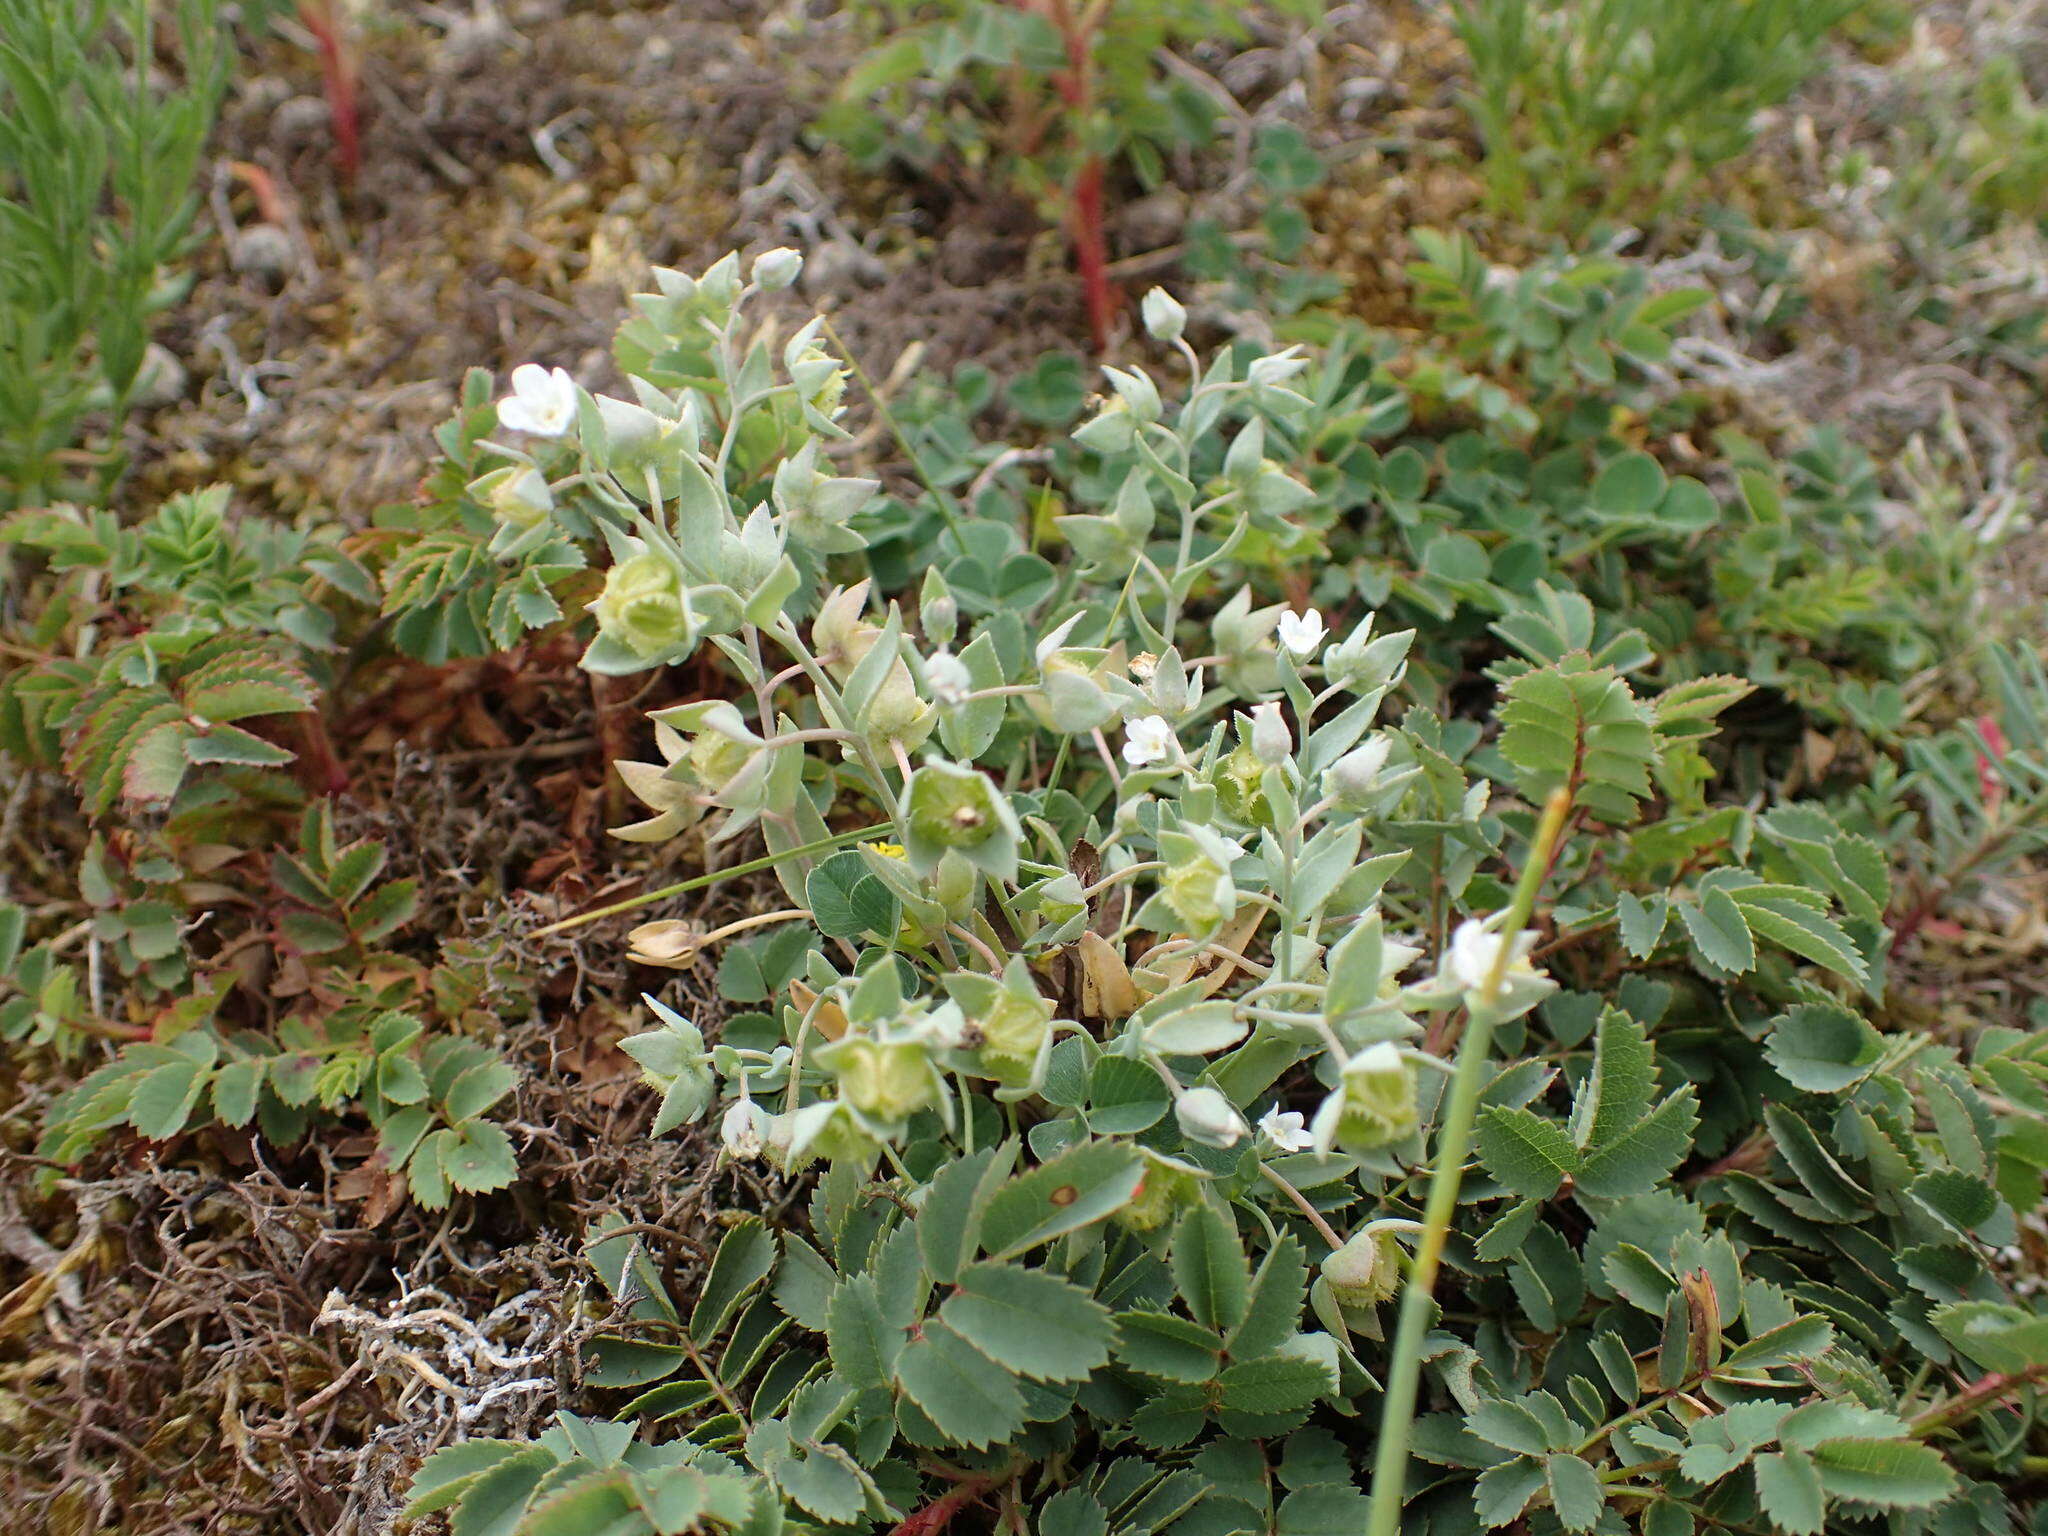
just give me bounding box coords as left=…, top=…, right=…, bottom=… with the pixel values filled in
left=4, top=2, right=2048, bottom=1533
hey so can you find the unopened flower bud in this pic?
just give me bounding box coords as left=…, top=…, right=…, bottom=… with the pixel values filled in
left=1141, top=287, right=1187, bottom=342
left=1312, top=1042, right=1418, bottom=1153
left=1175, top=1086, right=1246, bottom=1149
left=926, top=650, right=972, bottom=707
left=591, top=549, right=694, bottom=659
left=752, top=246, right=803, bottom=290
left=1325, top=736, right=1393, bottom=807
left=721, top=1097, right=767, bottom=1159
left=1249, top=701, right=1292, bottom=765
left=819, top=1035, right=939, bottom=1125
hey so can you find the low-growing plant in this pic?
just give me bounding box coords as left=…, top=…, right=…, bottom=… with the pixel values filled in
left=0, top=0, right=229, bottom=505
left=1956, top=56, right=2048, bottom=224
left=0, top=489, right=525, bottom=1207
left=1450, top=0, right=1863, bottom=233
left=401, top=252, right=2048, bottom=1536
left=813, top=0, right=1315, bottom=347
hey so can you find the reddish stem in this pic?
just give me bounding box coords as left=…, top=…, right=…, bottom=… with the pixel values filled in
left=887, top=1483, right=988, bottom=1536
left=297, top=711, right=351, bottom=797
left=1038, top=0, right=1117, bottom=350
left=298, top=0, right=360, bottom=182
left=1070, top=155, right=1113, bottom=351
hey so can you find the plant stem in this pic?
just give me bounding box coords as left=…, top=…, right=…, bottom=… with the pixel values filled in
left=530, top=823, right=892, bottom=936
left=1364, top=786, right=1573, bottom=1536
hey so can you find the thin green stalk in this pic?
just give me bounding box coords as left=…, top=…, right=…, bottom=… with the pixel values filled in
left=818, top=315, right=966, bottom=549
left=1365, top=787, right=1573, bottom=1536
left=530, top=822, right=892, bottom=936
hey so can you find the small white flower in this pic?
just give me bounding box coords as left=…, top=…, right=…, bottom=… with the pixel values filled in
left=925, top=650, right=972, bottom=707
left=1249, top=701, right=1292, bottom=765
left=1441, top=917, right=1538, bottom=993
left=1258, top=1106, right=1315, bottom=1153
left=497, top=363, right=577, bottom=437
left=1123, top=714, right=1176, bottom=767
left=1175, top=1087, right=1246, bottom=1149
left=721, top=1097, right=767, bottom=1160
left=1276, top=608, right=1327, bottom=657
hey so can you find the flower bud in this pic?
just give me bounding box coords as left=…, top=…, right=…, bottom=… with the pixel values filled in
left=1175, top=1086, right=1246, bottom=1149
left=784, top=319, right=849, bottom=417
left=721, top=1097, right=767, bottom=1159
left=818, top=1035, right=940, bottom=1125
left=1073, top=398, right=1136, bottom=454
left=470, top=465, right=555, bottom=530
left=1159, top=826, right=1239, bottom=936
left=1102, top=365, right=1162, bottom=424
left=617, top=997, right=716, bottom=1134
left=925, top=650, right=972, bottom=707
left=902, top=760, right=1020, bottom=882
left=627, top=919, right=702, bottom=968
left=1433, top=917, right=1555, bottom=1020
left=1312, top=1042, right=1418, bottom=1153
left=1249, top=701, right=1292, bottom=766
left=1141, top=287, right=1187, bottom=342
left=1321, top=1227, right=1404, bottom=1311
left=920, top=568, right=959, bottom=647
left=1324, top=736, right=1393, bottom=808
left=1115, top=1149, right=1206, bottom=1232
left=591, top=549, right=695, bottom=660
left=751, top=246, right=803, bottom=290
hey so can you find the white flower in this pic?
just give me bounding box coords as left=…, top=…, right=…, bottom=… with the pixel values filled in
left=925, top=650, right=972, bottom=707
left=1123, top=714, right=1175, bottom=766
left=1258, top=1106, right=1314, bottom=1153
left=1141, top=287, right=1187, bottom=342
left=1276, top=608, right=1327, bottom=657
left=497, top=364, right=577, bottom=437
left=1175, top=1087, right=1246, bottom=1149
left=1249, top=701, right=1292, bottom=765
left=721, top=1097, right=767, bottom=1160
left=1441, top=917, right=1541, bottom=993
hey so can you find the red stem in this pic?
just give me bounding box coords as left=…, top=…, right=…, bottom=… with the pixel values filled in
left=887, top=1483, right=987, bottom=1536
left=298, top=0, right=360, bottom=182
left=1039, top=0, right=1116, bottom=350
left=297, top=711, right=350, bottom=797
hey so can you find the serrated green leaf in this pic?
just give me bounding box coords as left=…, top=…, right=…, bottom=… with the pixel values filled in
left=1172, top=1201, right=1251, bottom=1332
left=1544, top=1452, right=1604, bottom=1532
left=1679, top=886, right=1754, bottom=973
left=1719, top=1312, right=1835, bottom=1373
left=1473, top=1456, right=1545, bottom=1528
left=1752, top=1452, right=1824, bottom=1535
left=979, top=1140, right=1144, bottom=1260
left=1809, top=1437, right=1957, bottom=1509
left=939, top=1260, right=1115, bottom=1381
left=442, top=1120, right=517, bottom=1193
left=892, top=1318, right=1026, bottom=1447
left=1575, top=1086, right=1697, bottom=1200
left=692, top=1217, right=776, bottom=1340
left=1115, top=1307, right=1224, bottom=1382
left=1475, top=1106, right=1577, bottom=1199
left=128, top=1057, right=210, bottom=1140
left=1763, top=1002, right=1884, bottom=1094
